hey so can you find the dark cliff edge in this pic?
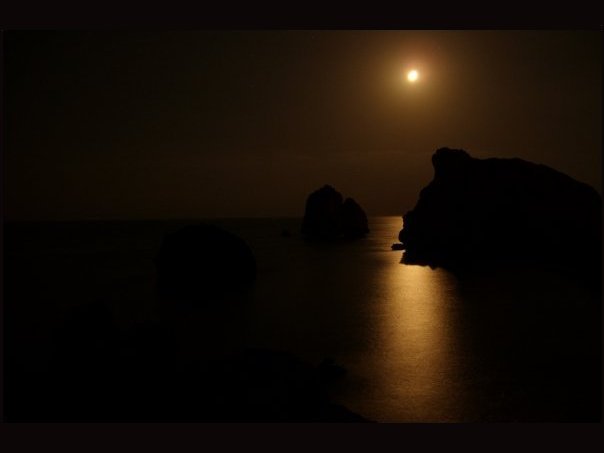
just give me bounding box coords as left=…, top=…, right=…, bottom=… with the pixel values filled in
left=302, top=185, right=369, bottom=240
left=399, top=148, right=602, bottom=285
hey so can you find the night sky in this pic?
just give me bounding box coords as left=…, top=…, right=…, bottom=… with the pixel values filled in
left=4, top=30, right=601, bottom=221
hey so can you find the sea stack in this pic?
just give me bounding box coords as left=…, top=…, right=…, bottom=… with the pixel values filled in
left=399, top=147, right=602, bottom=279
left=302, top=185, right=369, bottom=240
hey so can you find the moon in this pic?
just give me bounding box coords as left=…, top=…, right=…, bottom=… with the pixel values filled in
left=407, top=69, right=419, bottom=83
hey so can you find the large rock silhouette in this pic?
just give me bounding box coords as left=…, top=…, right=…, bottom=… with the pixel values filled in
left=155, top=224, right=256, bottom=302
left=302, top=185, right=369, bottom=240
left=399, top=148, right=602, bottom=279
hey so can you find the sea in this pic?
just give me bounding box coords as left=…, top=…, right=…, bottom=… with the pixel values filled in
left=4, top=216, right=601, bottom=422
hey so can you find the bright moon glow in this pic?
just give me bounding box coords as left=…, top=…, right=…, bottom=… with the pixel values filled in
left=407, top=69, right=419, bottom=83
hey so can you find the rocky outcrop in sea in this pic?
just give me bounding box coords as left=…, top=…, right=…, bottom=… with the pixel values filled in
left=302, top=185, right=369, bottom=240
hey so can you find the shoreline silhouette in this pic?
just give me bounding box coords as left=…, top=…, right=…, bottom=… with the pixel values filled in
left=4, top=146, right=601, bottom=421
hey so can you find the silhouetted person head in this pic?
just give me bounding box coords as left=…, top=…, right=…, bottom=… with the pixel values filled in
left=155, top=224, right=256, bottom=304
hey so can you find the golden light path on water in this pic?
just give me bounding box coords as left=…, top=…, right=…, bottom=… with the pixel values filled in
left=333, top=218, right=470, bottom=422
left=378, top=264, right=466, bottom=421
left=215, top=216, right=473, bottom=422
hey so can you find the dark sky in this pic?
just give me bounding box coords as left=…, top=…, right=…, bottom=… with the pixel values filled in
left=4, top=30, right=602, bottom=220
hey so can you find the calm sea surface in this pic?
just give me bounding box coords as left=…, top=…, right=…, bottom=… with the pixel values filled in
left=5, top=216, right=601, bottom=421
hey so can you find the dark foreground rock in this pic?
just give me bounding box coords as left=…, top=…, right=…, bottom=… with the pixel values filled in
left=399, top=148, right=602, bottom=280
left=9, top=308, right=370, bottom=422
left=155, top=224, right=256, bottom=302
left=302, top=185, right=369, bottom=240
